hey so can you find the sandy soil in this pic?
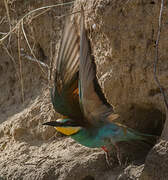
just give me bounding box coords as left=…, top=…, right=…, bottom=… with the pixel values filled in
left=0, top=0, right=168, bottom=179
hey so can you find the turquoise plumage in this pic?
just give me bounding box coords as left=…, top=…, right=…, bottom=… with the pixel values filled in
left=43, top=9, right=156, bottom=165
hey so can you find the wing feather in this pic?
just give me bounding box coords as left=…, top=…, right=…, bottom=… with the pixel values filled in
left=51, top=18, right=82, bottom=119
left=79, top=10, right=115, bottom=125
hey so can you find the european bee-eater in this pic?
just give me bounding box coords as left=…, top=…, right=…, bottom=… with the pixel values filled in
left=43, top=10, right=156, bottom=165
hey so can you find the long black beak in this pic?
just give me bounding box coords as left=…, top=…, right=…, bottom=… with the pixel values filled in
left=43, top=121, right=62, bottom=127
left=43, top=121, right=80, bottom=127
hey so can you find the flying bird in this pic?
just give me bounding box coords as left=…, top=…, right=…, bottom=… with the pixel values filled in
left=43, top=10, right=156, bottom=165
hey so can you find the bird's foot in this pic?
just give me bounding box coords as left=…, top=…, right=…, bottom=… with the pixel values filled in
left=102, top=144, right=122, bottom=168
left=113, top=144, right=122, bottom=166
left=101, top=146, right=116, bottom=168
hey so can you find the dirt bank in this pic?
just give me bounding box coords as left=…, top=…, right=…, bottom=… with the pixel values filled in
left=0, top=0, right=168, bottom=179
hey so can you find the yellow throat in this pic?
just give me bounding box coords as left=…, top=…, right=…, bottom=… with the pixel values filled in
left=55, top=119, right=81, bottom=136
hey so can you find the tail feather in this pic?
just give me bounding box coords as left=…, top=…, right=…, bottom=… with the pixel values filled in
left=128, top=128, right=158, bottom=146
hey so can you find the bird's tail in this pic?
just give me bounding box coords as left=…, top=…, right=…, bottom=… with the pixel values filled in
left=127, top=128, right=158, bottom=146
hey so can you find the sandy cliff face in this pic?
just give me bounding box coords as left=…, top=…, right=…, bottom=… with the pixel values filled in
left=0, top=0, right=168, bottom=179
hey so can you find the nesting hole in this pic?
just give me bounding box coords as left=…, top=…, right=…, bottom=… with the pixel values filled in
left=124, top=104, right=166, bottom=136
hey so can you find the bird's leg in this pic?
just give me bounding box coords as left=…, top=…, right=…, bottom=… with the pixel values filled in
left=101, top=146, right=112, bottom=168
left=111, top=142, right=121, bottom=166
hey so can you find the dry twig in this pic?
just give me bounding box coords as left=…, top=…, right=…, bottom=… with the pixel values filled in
left=17, top=24, right=24, bottom=102
left=48, top=41, right=54, bottom=86
left=20, top=52, right=49, bottom=68
left=2, top=43, right=20, bottom=82
left=0, top=1, right=78, bottom=83
left=4, top=0, right=12, bottom=46
left=0, top=1, right=75, bottom=44
left=21, top=20, right=47, bottom=77
left=154, top=0, right=168, bottom=110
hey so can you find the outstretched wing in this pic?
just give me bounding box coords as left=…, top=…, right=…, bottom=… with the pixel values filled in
left=79, top=10, right=118, bottom=125
left=51, top=18, right=82, bottom=119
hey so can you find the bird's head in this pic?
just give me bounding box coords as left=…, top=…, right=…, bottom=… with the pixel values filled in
left=43, top=118, right=82, bottom=136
